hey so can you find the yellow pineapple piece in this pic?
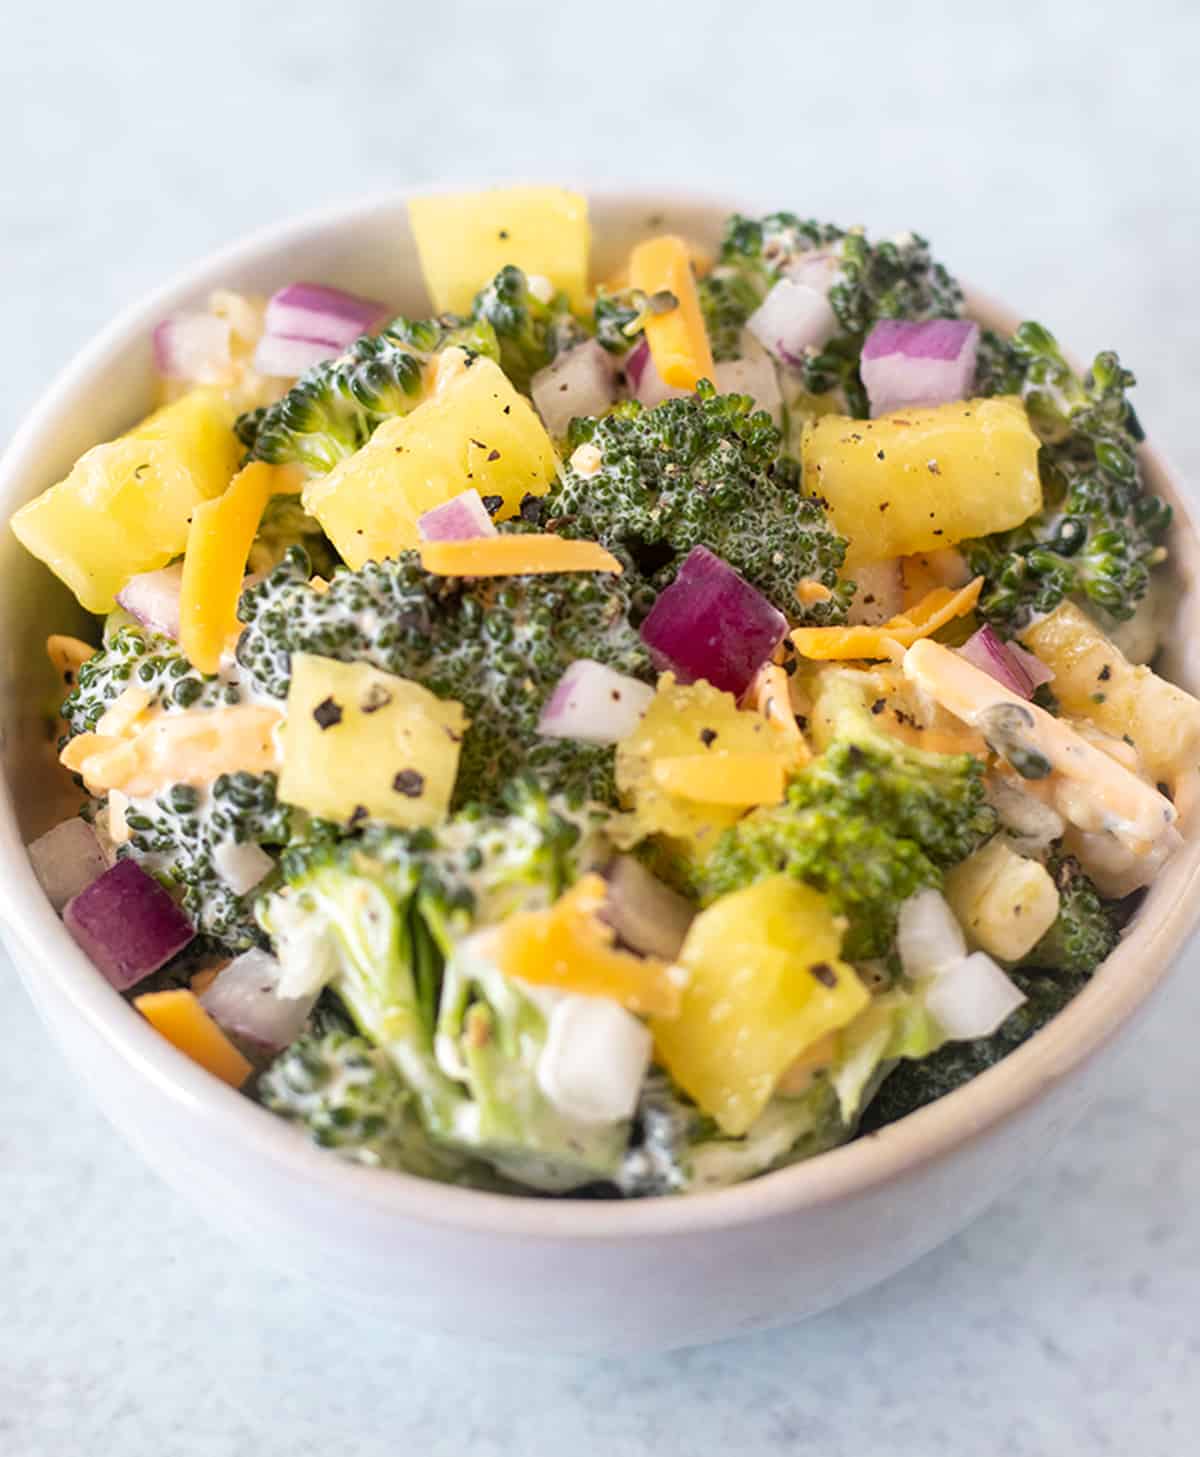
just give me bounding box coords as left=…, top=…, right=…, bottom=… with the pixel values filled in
left=302, top=356, right=558, bottom=570
left=944, top=839, right=1060, bottom=962
left=615, top=674, right=789, bottom=855
left=1021, top=601, right=1200, bottom=789
left=409, top=187, right=590, bottom=314
left=651, top=876, right=869, bottom=1136
left=802, top=397, right=1041, bottom=567
left=278, top=654, right=466, bottom=828
left=11, top=389, right=240, bottom=613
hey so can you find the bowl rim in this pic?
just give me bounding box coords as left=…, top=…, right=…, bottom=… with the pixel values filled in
left=2, top=184, right=1198, bottom=1241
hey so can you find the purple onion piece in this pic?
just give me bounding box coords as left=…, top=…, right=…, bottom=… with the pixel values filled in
left=264, top=282, right=389, bottom=347
left=537, top=659, right=655, bottom=745
left=116, top=563, right=184, bottom=641
left=1007, top=641, right=1054, bottom=690
left=639, top=546, right=788, bottom=698
left=958, top=624, right=1036, bottom=699
left=531, top=340, right=617, bottom=438
left=860, top=319, right=979, bottom=417
left=64, top=859, right=195, bottom=991
left=417, top=488, right=499, bottom=542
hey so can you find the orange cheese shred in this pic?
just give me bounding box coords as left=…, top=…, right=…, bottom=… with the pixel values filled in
left=419, top=534, right=623, bottom=577
left=790, top=576, right=983, bottom=662
left=133, top=989, right=253, bottom=1088
left=748, top=663, right=811, bottom=766
left=493, top=873, right=682, bottom=1018
left=627, top=235, right=716, bottom=390
left=180, top=461, right=282, bottom=673
left=652, top=751, right=788, bottom=806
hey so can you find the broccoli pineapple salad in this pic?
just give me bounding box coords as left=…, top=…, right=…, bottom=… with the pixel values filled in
left=14, top=187, right=1197, bottom=1197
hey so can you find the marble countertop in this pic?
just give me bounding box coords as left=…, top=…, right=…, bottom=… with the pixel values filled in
left=3, top=2, right=1198, bottom=1452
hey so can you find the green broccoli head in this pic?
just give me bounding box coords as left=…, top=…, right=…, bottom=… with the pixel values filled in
left=698, top=672, right=996, bottom=959
left=592, top=286, right=643, bottom=355
left=247, top=491, right=339, bottom=579
left=967, top=322, right=1172, bottom=627
left=236, top=545, right=653, bottom=809
left=471, top=265, right=585, bottom=391
left=257, top=1027, right=472, bottom=1180
left=235, top=315, right=500, bottom=474
left=1020, top=852, right=1119, bottom=977
left=543, top=383, right=849, bottom=621
left=698, top=214, right=963, bottom=407
left=121, top=770, right=292, bottom=949
left=61, top=622, right=239, bottom=738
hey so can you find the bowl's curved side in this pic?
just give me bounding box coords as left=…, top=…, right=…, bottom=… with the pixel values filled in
left=0, top=188, right=1197, bottom=1352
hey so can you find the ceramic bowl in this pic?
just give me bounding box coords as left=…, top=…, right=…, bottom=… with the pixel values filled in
left=1, top=189, right=1197, bottom=1355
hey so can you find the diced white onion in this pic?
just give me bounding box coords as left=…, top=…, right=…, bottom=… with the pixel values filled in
left=601, top=855, right=695, bottom=960
left=746, top=278, right=838, bottom=363
left=200, top=947, right=316, bottom=1053
left=926, top=952, right=1027, bottom=1040
left=153, top=312, right=233, bottom=382
left=537, top=660, right=655, bottom=745
left=212, top=839, right=275, bottom=896
left=896, top=888, right=967, bottom=979
left=536, top=994, right=652, bottom=1125
left=27, top=818, right=110, bottom=911
left=531, top=340, right=617, bottom=439
left=251, top=334, right=340, bottom=379
left=712, top=339, right=783, bottom=424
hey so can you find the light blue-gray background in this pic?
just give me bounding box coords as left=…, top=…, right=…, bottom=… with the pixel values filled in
left=3, top=2, right=1198, bottom=1453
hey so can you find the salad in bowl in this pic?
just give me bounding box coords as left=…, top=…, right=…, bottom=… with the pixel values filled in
left=12, top=186, right=1196, bottom=1200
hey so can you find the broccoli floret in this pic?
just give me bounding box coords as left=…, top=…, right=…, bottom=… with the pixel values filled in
left=541, top=384, right=849, bottom=621
left=592, top=286, right=643, bottom=355
left=859, top=966, right=1086, bottom=1131
left=471, top=265, right=585, bottom=391
left=258, top=1028, right=474, bottom=1181
left=259, top=790, right=626, bottom=1190
left=61, top=624, right=239, bottom=737
left=699, top=215, right=963, bottom=409
left=235, top=314, right=500, bottom=474
left=967, top=322, right=1172, bottom=627
left=247, top=491, right=338, bottom=579
left=236, top=544, right=653, bottom=808
left=697, top=672, right=995, bottom=958
left=1021, top=852, right=1119, bottom=977
left=121, top=770, right=292, bottom=949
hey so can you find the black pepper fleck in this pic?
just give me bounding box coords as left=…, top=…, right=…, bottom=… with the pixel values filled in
left=700, top=728, right=718, bottom=747
left=312, top=697, right=343, bottom=729
left=392, top=769, right=425, bottom=798
left=810, top=962, right=838, bottom=988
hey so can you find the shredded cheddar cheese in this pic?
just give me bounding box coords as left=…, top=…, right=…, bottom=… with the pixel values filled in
left=790, top=577, right=983, bottom=661
left=134, top=989, right=252, bottom=1087
left=419, top=534, right=623, bottom=577
left=627, top=235, right=716, bottom=389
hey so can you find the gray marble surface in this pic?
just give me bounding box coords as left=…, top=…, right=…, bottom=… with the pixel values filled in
left=3, top=1, right=1199, bottom=1452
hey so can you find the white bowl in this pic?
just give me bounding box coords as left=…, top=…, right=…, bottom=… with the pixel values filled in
left=2, top=189, right=1198, bottom=1355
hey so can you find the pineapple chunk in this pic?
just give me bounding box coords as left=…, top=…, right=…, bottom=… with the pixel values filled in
left=615, top=674, right=788, bottom=855
left=802, top=397, right=1041, bottom=567
left=409, top=186, right=590, bottom=314
left=302, top=356, right=558, bottom=570
left=1021, top=601, right=1200, bottom=790
left=278, top=654, right=466, bottom=828
left=11, top=388, right=239, bottom=612
left=493, top=873, right=682, bottom=1017
left=943, top=839, right=1060, bottom=962
left=652, top=876, right=869, bottom=1136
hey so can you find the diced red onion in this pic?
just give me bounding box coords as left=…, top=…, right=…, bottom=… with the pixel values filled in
left=1008, top=640, right=1054, bottom=690
left=896, top=889, right=966, bottom=979
left=537, top=660, right=655, bottom=744
left=212, top=840, right=276, bottom=896
left=28, top=818, right=110, bottom=912
left=417, top=488, right=499, bottom=543
left=712, top=348, right=782, bottom=425
left=746, top=278, right=838, bottom=364
left=116, top=563, right=184, bottom=641
left=264, top=282, right=388, bottom=347
left=531, top=340, right=617, bottom=438
left=624, top=338, right=689, bottom=407
left=199, top=947, right=316, bottom=1053
left=925, top=951, right=1027, bottom=1040
left=958, top=624, right=1043, bottom=699
left=152, top=312, right=233, bottom=382
left=860, top=319, right=979, bottom=417
left=64, top=859, right=194, bottom=991
left=600, top=855, right=695, bottom=960
left=251, top=334, right=343, bottom=379
left=639, top=546, right=788, bottom=697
